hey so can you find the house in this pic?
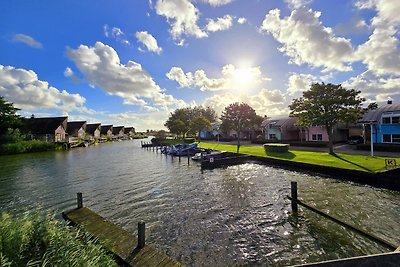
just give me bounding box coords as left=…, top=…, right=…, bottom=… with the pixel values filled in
left=124, top=127, right=135, bottom=137
left=67, top=121, right=87, bottom=142
left=23, top=116, right=68, bottom=142
left=86, top=123, right=101, bottom=141
left=100, top=125, right=113, bottom=140
left=262, top=117, right=300, bottom=141
left=199, top=122, right=221, bottom=140
left=361, top=102, right=400, bottom=144
left=112, top=126, right=125, bottom=139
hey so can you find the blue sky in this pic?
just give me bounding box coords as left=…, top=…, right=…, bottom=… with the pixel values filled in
left=1, top=0, right=399, bottom=131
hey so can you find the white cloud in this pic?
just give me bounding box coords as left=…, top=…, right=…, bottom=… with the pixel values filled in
left=285, top=0, right=312, bottom=9
left=12, top=34, right=42, bottom=48
left=103, top=24, right=130, bottom=45
left=203, top=89, right=287, bottom=118
left=343, top=71, right=400, bottom=102
left=0, top=65, right=89, bottom=113
left=206, top=15, right=233, bottom=32
left=353, top=0, right=400, bottom=75
left=64, top=67, right=74, bottom=77
left=135, top=31, right=162, bottom=54
left=260, top=8, right=354, bottom=72
left=237, top=17, right=247, bottom=24
left=155, top=0, right=207, bottom=40
left=287, top=73, right=316, bottom=95
left=66, top=42, right=185, bottom=109
left=166, top=64, right=269, bottom=91
left=202, top=0, right=234, bottom=6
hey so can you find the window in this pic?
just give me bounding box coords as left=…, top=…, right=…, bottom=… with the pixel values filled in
left=383, top=134, right=400, bottom=143
left=269, top=134, right=276, bottom=140
left=312, top=134, right=322, bottom=141
left=392, top=117, right=400, bottom=124
left=383, top=134, right=391, bottom=143
left=382, top=117, right=391, bottom=124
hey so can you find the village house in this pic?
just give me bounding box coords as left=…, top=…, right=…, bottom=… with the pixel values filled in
left=100, top=125, right=113, bottom=141
left=262, top=117, right=300, bottom=141
left=112, top=126, right=125, bottom=140
left=23, top=116, right=68, bottom=142
left=124, top=127, right=135, bottom=137
left=66, top=121, right=87, bottom=143
left=86, top=123, right=101, bottom=141
left=361, top=101, right=400, bottom=144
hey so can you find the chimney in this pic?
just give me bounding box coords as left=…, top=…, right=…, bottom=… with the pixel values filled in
left=387, top=99, right=392, bottom=104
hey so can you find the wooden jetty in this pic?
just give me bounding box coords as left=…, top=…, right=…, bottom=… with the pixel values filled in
left=62, top=193, right=183, bottom=267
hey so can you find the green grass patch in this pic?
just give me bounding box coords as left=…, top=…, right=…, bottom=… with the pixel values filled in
left=0, top=140, right=58, bottom=155
left=198, top=142, right=399, bottom=173
left=0, top=212, right=116, bottom=266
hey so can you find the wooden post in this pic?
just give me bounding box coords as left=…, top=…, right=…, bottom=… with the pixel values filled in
left=77, top=192, right=83, bottom=209
left=179, top=154, right=181, bottom=162
left=188, top=154, right=190, bottom=165
left=291, top=181, right=298, bottom=212
left=137, top=221, right=145, bottom=249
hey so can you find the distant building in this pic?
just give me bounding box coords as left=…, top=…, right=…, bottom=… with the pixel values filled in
left=112, top=126, right=125, bottom=139
left=262, top=117, right=300, bottom=141
left=124, top=127, right=135, bottom=137
left=100, top=125, right=113, bottom=140
left=67, top=121, right=87, bottom=142
left=86, top=123, right=101, bottom=141
left=24, top=116, right=68, bottom=142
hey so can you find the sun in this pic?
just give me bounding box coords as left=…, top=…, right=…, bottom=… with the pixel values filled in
left=232, top=68, right=254, bottom=85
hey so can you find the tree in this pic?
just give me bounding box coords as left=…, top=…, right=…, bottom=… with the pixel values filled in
left=289, top=83, right=364, bottom=154
left=189, top=115, right=211, bottom=141
left=0, top=96, right=21, bottom=137
left=164, top=106, right=217, bottom=138
left=220, top=102, right=258, bottom=152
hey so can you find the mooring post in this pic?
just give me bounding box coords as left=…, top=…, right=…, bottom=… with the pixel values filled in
left=179, top=154, right=181, bottom=162
left=188, top=155, right=190, bottom=165
left=137, top=221, right=145, bottom=249
left=77, top=192, right=83, bottom=209
left=291, top=181, right=298, bottom=212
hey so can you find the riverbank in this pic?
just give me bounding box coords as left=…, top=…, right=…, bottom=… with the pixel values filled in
left=198, top=142, right=399, bottom=173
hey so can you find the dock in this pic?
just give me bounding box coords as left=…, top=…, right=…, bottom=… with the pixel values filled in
left=62, top=194, right=183, bottom=267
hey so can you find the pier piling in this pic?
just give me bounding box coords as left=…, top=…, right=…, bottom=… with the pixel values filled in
left=138, top=221, right=146, bottom=249
left=291, top=181, right=298, bottom=212
left=77, top=192, right=83, bottom=209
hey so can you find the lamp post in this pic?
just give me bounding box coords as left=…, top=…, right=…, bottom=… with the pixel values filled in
left=367, top=120, right=376, bottom=157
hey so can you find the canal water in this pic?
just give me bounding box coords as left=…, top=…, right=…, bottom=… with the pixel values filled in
left=0, top=139, right=399, bottom=266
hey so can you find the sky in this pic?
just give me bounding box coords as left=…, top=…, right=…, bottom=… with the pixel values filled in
left=1, top=0, right=399, bottom=131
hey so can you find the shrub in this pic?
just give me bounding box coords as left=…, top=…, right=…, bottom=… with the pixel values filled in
left=0, top=212, right=116, bottom=266
left=264, top=143, right=290, bottom=153
left=0, top=140, right=56, bottom=155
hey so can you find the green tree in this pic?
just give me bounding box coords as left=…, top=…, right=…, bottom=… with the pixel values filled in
left=0, top=96, right=21, bottom=138
left=289, top=83, right=364, bottom=154
left=189, top=115, right=211, bottom=141
left=164, top=106, right=217, bottom=138
left=220, top=102, right=258, bottom=152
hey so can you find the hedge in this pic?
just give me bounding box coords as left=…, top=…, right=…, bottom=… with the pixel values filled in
left=264, top=143, right=290, bottom=153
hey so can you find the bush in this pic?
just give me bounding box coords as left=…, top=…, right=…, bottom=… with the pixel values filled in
left=264, top=143, right=290, bottom=153
left=0, top=212, right=116, bottom=266
left=0, top=140, right=56, bottom=155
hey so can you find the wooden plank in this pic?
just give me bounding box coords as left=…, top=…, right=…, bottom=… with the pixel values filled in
left=63, top=208, right=183, bottom=267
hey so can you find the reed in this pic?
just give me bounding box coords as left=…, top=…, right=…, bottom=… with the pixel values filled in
left=0, top=212, right=116, bottom=266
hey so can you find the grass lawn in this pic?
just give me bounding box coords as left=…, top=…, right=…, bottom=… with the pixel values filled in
left=198, top=142, right=399, bottom=173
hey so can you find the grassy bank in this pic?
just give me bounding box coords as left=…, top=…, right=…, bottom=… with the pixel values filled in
left=0, top=212, right=116, bottom=266
left=198, top=142, right=398, bottom=173
left=0, top=140, right=60, bottom=155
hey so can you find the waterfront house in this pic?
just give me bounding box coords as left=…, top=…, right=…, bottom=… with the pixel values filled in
left=67, top=121, right=87, bottom=142
left=361, top=101, right=400, bottom=144
left=199, top=122, right=221, bottom=140
left=24, top=116, right=68, bottom=142
left=100, top=125, right=113, bottom=141
left=263, top=117, right=301, bottom=141
left=124, top=127, right=135, bottom=137
left=112, top=126, right=125, bottom=140
left=86, top=123, right=101, bottom=141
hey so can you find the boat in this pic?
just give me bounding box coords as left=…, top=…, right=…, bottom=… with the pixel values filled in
left=191, top=150, right=228, bottom=161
